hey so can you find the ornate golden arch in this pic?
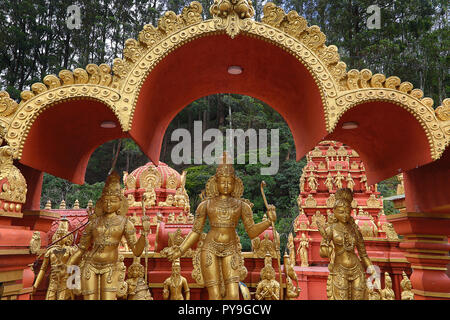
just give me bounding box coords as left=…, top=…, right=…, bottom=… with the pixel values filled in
left=0, top=1, right=448, bottom=161
left=0, top=65, right=122, bottom=159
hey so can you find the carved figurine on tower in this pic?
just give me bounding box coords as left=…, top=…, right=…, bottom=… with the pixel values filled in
left=67, top=171, right=151, bottom=300
left=297, top=232, right=310, bottom=267
left=166, top=152, right=276, bottom=300
left=307, top=172, right=318, bottom=191
left=317, top=188, right=376, bottom=300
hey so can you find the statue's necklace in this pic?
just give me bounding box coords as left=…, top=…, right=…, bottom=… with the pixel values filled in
left=335, top=224, right=354, bottom=251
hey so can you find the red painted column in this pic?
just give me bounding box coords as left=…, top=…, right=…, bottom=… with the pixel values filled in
left=388, top=212, right=450, bottom=300
left=387, top=147, right=450, bottom=300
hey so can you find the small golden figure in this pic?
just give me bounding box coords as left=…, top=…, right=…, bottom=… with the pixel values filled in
left=299, top=174, right=305, bottom=193
left=126, top=258, right=153, bottom=300
left=177, top=212, right=187, bottom=224
left=325, top=172, right=334, bottom=193
left=307, top=172, right=318, bottom=191
left=143, top=189, right=156, bottom=207
left=159, top=194, right=175, bottom=207
left=287, top=233, right=296, bottom=266
left=334, top=171, right=344, bottom=189
left=381, top=272, right=395, bottom=300
left=166, top=153, right=276, bottom=300
left=175, top=188, right=186, bottom=208
left=360, top=174, right=368, bottom=191
left=163, top=259, right=190, bottom=300
left=255, top=254, right=280, bottom=300
left=346, top=173, right=355, bottom=191
left=33, top=218, right=76, bottom=300
left=400, top=271, right=414, bottom=300
left=317, top=188, right=376, bottom=300
left=67, top=172, right=150, bottom=300
left=167, top=212, right=176, bottom=224
left=284, top=254, right=300, bottom=300
left=297, top=232, right=310, bottom=267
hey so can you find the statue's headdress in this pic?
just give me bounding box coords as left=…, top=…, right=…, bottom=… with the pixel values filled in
left=103, top=171, right=122, bottom=197
left=94, top=171, right=128, bottom=216
left=215, top=152, right=234, bottom=177
left=334, top=188, right=353, bottom=208
left=52, top=217, right=71, bottom=243
left=205, top=152, right=244, bottom=198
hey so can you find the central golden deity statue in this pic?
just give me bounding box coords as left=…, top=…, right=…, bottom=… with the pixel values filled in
left=167, top=153, right=276, bottom=300
left=317, top=188, right=376, bottom=300
left=68, top=171, right=150, bottom=300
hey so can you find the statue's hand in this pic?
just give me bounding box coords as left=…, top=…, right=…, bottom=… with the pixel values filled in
left=267, top=205, right=276, bottom=223
left=142, top=216, right=151, bottom=234
left=166, top=246, right=182, bottom=261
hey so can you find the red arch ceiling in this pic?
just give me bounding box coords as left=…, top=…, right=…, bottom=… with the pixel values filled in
left=129, top=33, right=327, bottom=166
left=326, top=101, right=432, bottom=184
left=20, top=99, right=126, bottom=184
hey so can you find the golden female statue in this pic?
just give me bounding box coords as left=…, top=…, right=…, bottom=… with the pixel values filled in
left=297, top=232, right=310, bottom=267
left=380, top=272, right=395, bottom=300
left=163, top=259, right=190, bottom=300
left=317, top=188, right=376, bottom=300
left=33, top=218, right=76, bottom=300
left=68, top=172, right=150, bottom=300
left=166, top=153, right=276, bottom=300
left=400, top=271, right=414, bottom=300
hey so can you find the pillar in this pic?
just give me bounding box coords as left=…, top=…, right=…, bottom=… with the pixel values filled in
left=387, top=148, right=450, bottom=299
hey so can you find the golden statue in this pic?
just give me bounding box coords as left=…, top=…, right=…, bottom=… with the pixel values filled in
left=166, top=153, right=276, bottom=300
left=167, top=212, right=176, bottom=224
left=287, top=233, right=295, bottom=266
left=33, top=218, right=76, bottom=300
left=360, top=174, right=368, bottom=191
left=382, top=222, right=399, bottom=240
left=400, top=271, right=414, bottom=300
left=380, top=272, right=395, bottom=300
left=159, top=194, right=175, bottom=207
left=177, top=212, right=187, bottom=224
left=346, top=173, right=355, bottom=191
left=255, top=254, right=280, bottom=300
left=175, top=188, right=186, bottom=208
left=163, top=259, right=190, bottom=300
left=67, top=172, right=151, bottom=300
left=317, top=188, right=376, bottom=300
left=283, top=254, right=300, bottom=300
left=325, top=172, right=334, bottom=193
left=297, top=232, right=310, bottom=267
left=307, top=172, right=318, bottom=191
left=143, top=188, right=156, bottom=207
left=126, top=258, right=153, bottom=300
left=299, top=174, right=305, bottom=193
left=252, top=232, right=277, bottom=258
left=334, top=171, right=344, bottom=189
